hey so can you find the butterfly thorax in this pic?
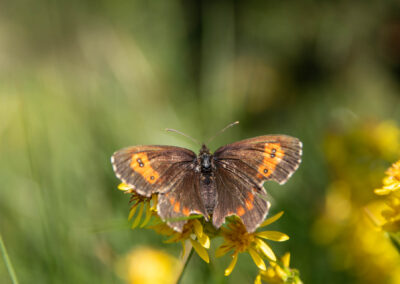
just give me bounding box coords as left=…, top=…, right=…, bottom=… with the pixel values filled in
left=199, top=144, right=213, bottom=173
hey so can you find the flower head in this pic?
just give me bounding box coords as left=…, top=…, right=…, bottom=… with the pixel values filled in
left=117, top=246, right=181, bottom=284
left=216, top=211, right=289, bottom=276
left=149, top=218, right=210, bottom=263
left=374, top=161, right=400, bottom=195
left=118, top=183, right=158, bottom=229
left=254, top=252, right=303, bottom=284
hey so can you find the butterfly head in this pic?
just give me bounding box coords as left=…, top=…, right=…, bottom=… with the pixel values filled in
left=199, top=144, right=212, bottom=172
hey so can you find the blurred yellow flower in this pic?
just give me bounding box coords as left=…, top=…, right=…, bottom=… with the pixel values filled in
left=216, top=212, right=289, bottom=276
left=320, top=120, right=400, bottom=283
left=254, top=253, right=302, bottom=284
left=372, top=121, right=400, bottom=160
left=149, top=218, right=210, bottom=263
left=117, top=247, right=181, bottom=284
left=374, top=161, right=400, bottom=195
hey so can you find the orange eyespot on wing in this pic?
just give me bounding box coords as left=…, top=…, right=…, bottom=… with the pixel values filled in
left=130, top=153, right=160, bottom=184
left=257, top=143, right=284, bottom=178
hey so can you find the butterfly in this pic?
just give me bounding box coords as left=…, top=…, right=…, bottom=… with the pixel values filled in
left=111, top=123, right=302, bottom=233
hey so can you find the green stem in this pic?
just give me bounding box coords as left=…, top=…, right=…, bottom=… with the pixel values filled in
left=0, top=232, right=19, bottom=284
left=176, top=241, right=194, bottom=284
left=389, top=232, right=400, bottom=253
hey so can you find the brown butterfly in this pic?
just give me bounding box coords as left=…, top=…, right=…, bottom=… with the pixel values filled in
left=111, top=122, right=302, bottom=233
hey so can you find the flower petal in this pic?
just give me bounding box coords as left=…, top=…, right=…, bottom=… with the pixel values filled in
left=131, top=203, right=144, bottom=229
left=216, top=244, right=235, bottom=258
left=128, top=204, right=138, bottom=220
left=197, top=232, right=210, bottom=249
left=150, top=194, right=158, bottom=211
left=260, top=211, right=284, bottom=228
left=282, top=252, right=290, bottom=267
left=224, top=253, right=238, bottom=276
left=254, top=274, right=262, bottom=284
left=249, top=248, right=266, bottom=271
left=193, top=219, right=203, bottom=238
left=256, top=231, right=289, bottom=242
left=140, top=204, right=153, bottom=228
left=118, top=183, right=132, bottom=191
left=254, top=238, right=276, bottom=261
left=275, top=265, right=287, bottom=279
left=374, top=188, right=393, bottom=195
left=190, top=239, right=209, bottom=263
left=164, top=233, right=181, bottom=243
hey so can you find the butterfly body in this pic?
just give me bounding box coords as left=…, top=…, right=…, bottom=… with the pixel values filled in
left=112, top=135, right=302, bottom=232
left=197, top=144, right=217, bottom=214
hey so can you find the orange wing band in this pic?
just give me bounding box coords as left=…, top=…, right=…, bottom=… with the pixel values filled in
left=130, top=153, right=160, bottom=184
left=257, top=142, right=285, bottom=178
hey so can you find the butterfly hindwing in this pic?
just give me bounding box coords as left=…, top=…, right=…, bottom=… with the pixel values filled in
left=213, top=166, right=271, bottom=232
left=158, top=170, right=208, bottom=232
left=111, top=146, right=196, bottom=197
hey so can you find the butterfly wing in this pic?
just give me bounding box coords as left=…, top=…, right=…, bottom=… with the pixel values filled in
left=111, top=145, right=197, bottom=197
left=213, top=167, right=271, bottom=232
left=213, top=135, right=302, bottom=232
left=157, top=170, right=208, bottom=232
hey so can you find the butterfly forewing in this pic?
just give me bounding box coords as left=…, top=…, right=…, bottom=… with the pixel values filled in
left=214, top=135, right=302, bottom=185
left=111, top=145, right=197, bottom=197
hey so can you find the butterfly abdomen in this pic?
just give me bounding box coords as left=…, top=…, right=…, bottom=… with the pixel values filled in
left=200, top=172, right=217, bottom=214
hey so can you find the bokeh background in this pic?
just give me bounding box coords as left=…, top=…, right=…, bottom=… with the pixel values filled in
left=1, top=0, right=400, bottom=283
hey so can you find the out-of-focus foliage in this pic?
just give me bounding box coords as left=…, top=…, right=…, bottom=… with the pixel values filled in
left=1, top=0, right=400, bottom=283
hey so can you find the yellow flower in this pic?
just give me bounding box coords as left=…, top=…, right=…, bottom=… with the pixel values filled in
left=117, top=247, right=181, bottom=284
left=374, top=161, right=400, bottom=195
left=254, top=253, right=303, bottom=284
left=149, top=218, right=210, bottom=263
left=118, top=183, right=157, bottom=229
left=216, top=211, right=289, bottom=276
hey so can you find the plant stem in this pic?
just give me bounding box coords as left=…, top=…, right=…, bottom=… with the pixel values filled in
left=0, top=232, right=19, bottom=284
left=176, top=240, right=194, bottom=284
left=389, top=232, right=400, bottom=253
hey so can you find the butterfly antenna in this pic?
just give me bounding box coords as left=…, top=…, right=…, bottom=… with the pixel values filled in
left=165, top=128, right=201, bottom=146
left=206, top=121, right=239, bottom=144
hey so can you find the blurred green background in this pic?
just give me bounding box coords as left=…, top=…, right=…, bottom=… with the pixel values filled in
left=1, top=0, right=400, bottom=283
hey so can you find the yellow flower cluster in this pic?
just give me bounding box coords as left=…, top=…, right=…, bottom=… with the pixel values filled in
left=117, top=182, right=301, bottom=282
left=318, top=120, right=400, bottom=283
